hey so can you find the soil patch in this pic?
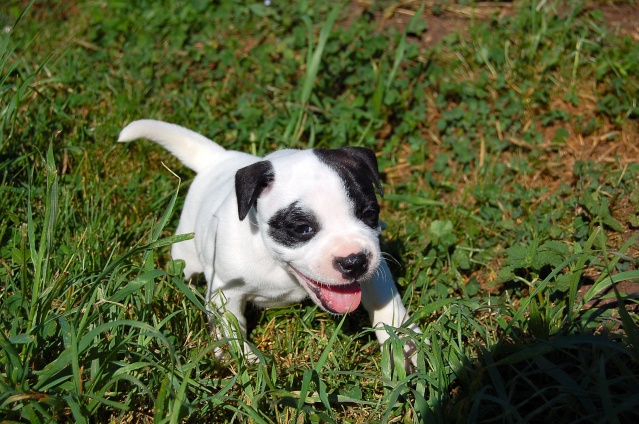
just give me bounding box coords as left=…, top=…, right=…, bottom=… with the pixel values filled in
left=347, top=1, right=639, bottom=46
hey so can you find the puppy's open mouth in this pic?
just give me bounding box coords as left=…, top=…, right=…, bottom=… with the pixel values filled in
left=291, top=267, right=362, bottom=314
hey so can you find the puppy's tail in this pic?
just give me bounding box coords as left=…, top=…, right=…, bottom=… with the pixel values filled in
left=118, top=119, right=225, bottom=173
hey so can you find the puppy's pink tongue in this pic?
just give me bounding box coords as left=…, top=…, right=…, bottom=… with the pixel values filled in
left=319, top=282, right=362, bottom=314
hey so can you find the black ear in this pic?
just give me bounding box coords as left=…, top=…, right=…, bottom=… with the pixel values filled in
left=235, top=161, right=275, bottom=221
left=342, top=146, right=383, bottom=197
left=315, top=147, right=383, bottom=197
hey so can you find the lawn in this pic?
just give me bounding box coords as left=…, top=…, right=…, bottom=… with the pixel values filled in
left=1, top=0, right=639, bottom=422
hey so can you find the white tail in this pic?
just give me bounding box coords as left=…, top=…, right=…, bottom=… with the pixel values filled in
left=118, top=119, right=225, bottom=173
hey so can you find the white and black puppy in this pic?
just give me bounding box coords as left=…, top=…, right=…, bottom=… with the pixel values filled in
left=118, top=120, right=421, bottom=366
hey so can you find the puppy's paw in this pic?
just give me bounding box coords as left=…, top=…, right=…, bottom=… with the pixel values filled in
left=402, top=336, right=431, bottom=373
left=214, top=345, right=226, bottom=360
left=213, top=337, right=260, bottom=364
left=402, top=324, right=428, bottom=373
left=242, top=343, right=259, bottom=364
left=403, top=338, right=419, bottom=373
left=381, top=329, right=426, bottom=375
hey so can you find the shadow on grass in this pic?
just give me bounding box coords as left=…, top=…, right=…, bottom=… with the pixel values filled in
left=438, top=333, right=639, bottom=423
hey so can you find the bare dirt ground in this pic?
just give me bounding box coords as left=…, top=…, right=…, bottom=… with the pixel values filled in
left=350, top=1, right=639, bottom=45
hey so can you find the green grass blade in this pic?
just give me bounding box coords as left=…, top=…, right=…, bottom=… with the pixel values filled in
left=289, top=5, right=341, bottom=145
left=614, top=285, right=639, bottom=360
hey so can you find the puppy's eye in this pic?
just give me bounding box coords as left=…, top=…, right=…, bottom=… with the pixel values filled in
left=293, top=224, right=315, bottom=235
left=361, top=208, right=379, bottom=227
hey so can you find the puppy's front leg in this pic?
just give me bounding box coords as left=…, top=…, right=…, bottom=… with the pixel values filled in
left=360, top=259, right=422, bottom=367
left=206, top=275, right=254, bottom=360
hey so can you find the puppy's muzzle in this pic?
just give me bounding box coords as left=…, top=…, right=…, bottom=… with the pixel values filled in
left=333, top=252, right=369, bottom=280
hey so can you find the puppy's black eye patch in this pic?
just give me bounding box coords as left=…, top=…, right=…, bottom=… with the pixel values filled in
left=268, top=202, right=320, bottom=247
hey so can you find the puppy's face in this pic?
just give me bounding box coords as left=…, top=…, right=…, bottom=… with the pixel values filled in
left=235, top=147, right=384, bottom=314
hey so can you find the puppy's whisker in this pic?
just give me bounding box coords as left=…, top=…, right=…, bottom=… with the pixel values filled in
left=381, top=251, right=402, bottom=269
left=374, top=263, right=390, bottom=282
left=375, top=267, right=386, bottom=281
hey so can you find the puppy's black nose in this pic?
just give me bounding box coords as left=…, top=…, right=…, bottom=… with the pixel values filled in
left=333, top=252, right=369, bottom=280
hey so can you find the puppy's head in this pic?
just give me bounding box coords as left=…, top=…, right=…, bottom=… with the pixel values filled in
left=235, top=147, right=383, bottom=314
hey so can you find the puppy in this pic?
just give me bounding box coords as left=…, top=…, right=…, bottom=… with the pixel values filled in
left=118, top=120, right=421, bottom=367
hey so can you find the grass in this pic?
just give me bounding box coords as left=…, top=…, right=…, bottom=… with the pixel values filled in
left=1, top=0, right=639, bottom=422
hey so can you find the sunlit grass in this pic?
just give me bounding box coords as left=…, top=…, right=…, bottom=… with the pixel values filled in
left=1, top=0, right=638, bottom=422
